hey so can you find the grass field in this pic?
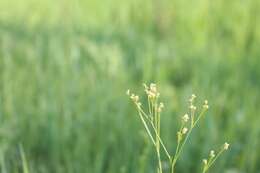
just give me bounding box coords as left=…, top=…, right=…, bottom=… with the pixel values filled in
left=0, top=0, right=260, bottom=172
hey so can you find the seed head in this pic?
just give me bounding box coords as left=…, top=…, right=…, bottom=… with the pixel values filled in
left=126, top=89, right=130, bottom=95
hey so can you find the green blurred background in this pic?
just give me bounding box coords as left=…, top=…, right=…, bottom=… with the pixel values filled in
left=0, top=0, right=259, bottom=172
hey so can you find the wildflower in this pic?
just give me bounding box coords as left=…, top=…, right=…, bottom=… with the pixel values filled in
left=144, top=83, right=160, bottom=99
left=224, top=142, right=229, bottom=150
left=203, top=159, right=208, bottom=165
left=190, top=105, right=197, bottom=110
left=189, top=94, right=196, bottom=103
left=203, top=100, right=209, bottom=109
left=182, top=127, right=188, bottom=134
left=182, top=114, right=189, bottom=122
left=130, top=94, right=139, bottom=103
left=158, top=102, right=164, bottom=113
left=210, top=150, right=215, bottom=157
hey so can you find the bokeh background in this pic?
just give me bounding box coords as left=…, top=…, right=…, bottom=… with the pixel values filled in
left=0, top=0, right=260, bottom=172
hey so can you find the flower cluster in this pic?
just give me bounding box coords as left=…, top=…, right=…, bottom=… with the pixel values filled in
left=127, top=89, right=141, bottom=107
left=202, top=142, right=230, bottom=173
left=127, top=83, right=230, bottom=173
left=189, top=94, right=197, bottom=111
left=144, top=83, right=160, bottom=99
left=203, top=100, right=209, bottom=109
left=182, top=114, right=189, bottom=122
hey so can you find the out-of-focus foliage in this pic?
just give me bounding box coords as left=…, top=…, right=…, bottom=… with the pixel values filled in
left=0, top=0, right=259, bottom=172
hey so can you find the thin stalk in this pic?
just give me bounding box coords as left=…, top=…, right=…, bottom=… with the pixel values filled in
left=148, top=97, right=152, bottom=116
left=193, top=108, right=207, bottom=128
left=207, top=149, right=225, bottom=170
left=154, top=101, right=163, bottom=173
left=137, top=110, right=156, bottom=146
left=138, top=107, right=171, bottom=161
left=171, top=129, right=192, bottom=173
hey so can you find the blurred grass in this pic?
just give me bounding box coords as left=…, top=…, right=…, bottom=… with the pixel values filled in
left=0, top=0, right=260, bottom=173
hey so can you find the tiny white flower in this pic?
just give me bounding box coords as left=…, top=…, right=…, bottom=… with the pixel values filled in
left=210, top=150, right=215, bottom=157
left=203, top=100, right=209, bottom=109
left=182, top=127, right=188, bottom=134
left=224, top=142, right=229, bottom=150
left=182, top=114, right=189, bottom=122
left=190, top=105, right=196, bottom=110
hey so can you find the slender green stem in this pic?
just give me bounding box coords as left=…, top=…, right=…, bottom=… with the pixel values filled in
left=207, top=149, right=225, bottom=169
left=174, top=129, right=192, bottom=162
left=193, top=108, right=207, bottom=128
left=137, top=110, right=156, bottom=146
left=148, top=97, right=152, bottom=117
left=154, top=102, right=163, bottom=173
left=138, top=107, right=171, bottom=161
